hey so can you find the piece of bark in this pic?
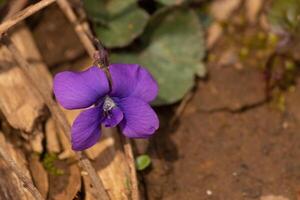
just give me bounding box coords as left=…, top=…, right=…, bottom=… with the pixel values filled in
left=206, top=22, right=223, bottom=49
left=0, top=133, right=35, bottom=200
left=57, top=108, right=79, bottom=159
left=83, top=128, right=131, bottom=200
left=210, top=0, right=241, bottom=22
left=245, top=0, right=263, bottom=24
left=30, top=129, right=44, bottom=153
left=28, top=154, right=49, bottom=199
left=0, top=24, right=52, bottom=133
left=48, top=159, right=81, bottom=200
left=83, top=173, right=98, bottom=200
left=46, top=118, right=61, bottom=153
left=60, top=105, right=132, bottom=199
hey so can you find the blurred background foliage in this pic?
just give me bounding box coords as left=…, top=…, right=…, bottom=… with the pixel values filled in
left=81, top=0, right=300, bottom=106
left=267, top=0, right=300, bottom=36
left=83, top=0, right=207, bottom=105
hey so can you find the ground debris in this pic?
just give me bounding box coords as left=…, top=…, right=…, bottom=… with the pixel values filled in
left=260, top=195, right=290, bottom=200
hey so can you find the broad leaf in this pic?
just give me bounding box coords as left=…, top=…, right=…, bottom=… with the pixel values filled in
left=84, top=0, right=149, bottom=47
left=111, top=7, right=206, bottom=105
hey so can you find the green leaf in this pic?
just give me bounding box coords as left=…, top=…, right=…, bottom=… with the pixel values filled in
left=0, top=0, right=6, bottom=7
left=135, top=154, right=151, bottom=171
left=84, top=0, right=149, bottom=48
left=268, top=0, right=300, bottom=34
left=42, top=153, right=64, bottom=176
left=111, top=7, right=206, bottom=105
left=156, top=0, right=186, bottom=6
left=95, top=7, right=149, bottom=48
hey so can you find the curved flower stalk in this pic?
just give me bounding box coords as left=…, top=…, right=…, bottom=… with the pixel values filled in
left=53, top=64, right=159, bottom=151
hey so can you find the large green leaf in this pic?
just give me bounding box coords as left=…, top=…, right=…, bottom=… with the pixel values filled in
left=268, top=0, right=300, bottom=34
left=111, top=7, right=206, bottom=105
left=84, top=0, right=149, bottom=48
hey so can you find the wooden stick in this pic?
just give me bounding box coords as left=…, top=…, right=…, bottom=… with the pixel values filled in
left=0, top=145, right=43, bottom=200
left=0, top=0, right=56, bottom=35
left=123, top=138, right=140, bottom=200
left=1, top=35, right=110, bottom=200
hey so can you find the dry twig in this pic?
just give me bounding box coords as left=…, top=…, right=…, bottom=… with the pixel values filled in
left=0, top=0, right=56, bottom=35
left=0, top=144, right=43, bottom=200
left=1, top=35, right=109, bottom=200
left=123, top=138, right=140, bottom=200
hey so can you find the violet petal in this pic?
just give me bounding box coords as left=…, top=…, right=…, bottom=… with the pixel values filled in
left=71, top=106, right=103, bottom=151
left=118, top=97, right=159, bottom=138
left=102, top=107, right=124, bottom=127
left=109, top=64, right=158, bottom=103
left=53, top=66, right=109, bottom=109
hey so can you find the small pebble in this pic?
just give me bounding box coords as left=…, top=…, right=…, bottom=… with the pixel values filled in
left=206, top=190, right=213, bottom=196
left=81, top=171, right=88, bottom=176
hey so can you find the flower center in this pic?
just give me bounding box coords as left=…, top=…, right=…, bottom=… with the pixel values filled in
left=103, top=96, right=116, bottom=112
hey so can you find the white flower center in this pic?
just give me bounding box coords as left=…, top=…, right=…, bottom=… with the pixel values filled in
left=103, top=96, right=116, bottom=112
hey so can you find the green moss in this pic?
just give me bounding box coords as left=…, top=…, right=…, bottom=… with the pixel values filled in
left=42, top=153, right=64, bottom=176
left=272, top=91, right=286, bottom=112
left=0, top=0, right=6, bottom=6
left=239, top=47, right=249, bottom=60
left=125, top=175, right=131, bottom=190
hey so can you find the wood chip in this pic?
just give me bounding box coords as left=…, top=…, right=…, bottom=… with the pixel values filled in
left=48, top=160, right=81, bottom=200
left=0, top=24, right=52, bottom=133
left=57, top=109, right=79, bottom=159
left=30, top=129, right=44, bottom=154
left=206, top=22, right=223, bottom=49
left=245, top=0, right=263, bottom=24
left=260, top=195, right=290, bottom=200
left=0, top=133, right=34, bottom=200
left=210, top=0, right=242, bottom=22
left=28, top=154, right=49, bottom=199
left=84, top=128, right=132, bottom=200
left=46, top=118, right=61, bottom=153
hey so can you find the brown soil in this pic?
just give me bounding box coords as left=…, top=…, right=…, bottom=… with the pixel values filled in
left=144, top=65, right=300, bottom=200
left=142, top=36, right=300, bottom=200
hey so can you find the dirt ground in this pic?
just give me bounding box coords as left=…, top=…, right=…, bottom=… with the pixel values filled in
left=138, top=11, right=300, bottom=200
left=143, top=64, right=300, bottom=200
left=29, top=4, right=300, bottom=200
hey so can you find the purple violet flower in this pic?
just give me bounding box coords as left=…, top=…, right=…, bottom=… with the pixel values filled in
left=53, top=64, right=159, bottom=151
